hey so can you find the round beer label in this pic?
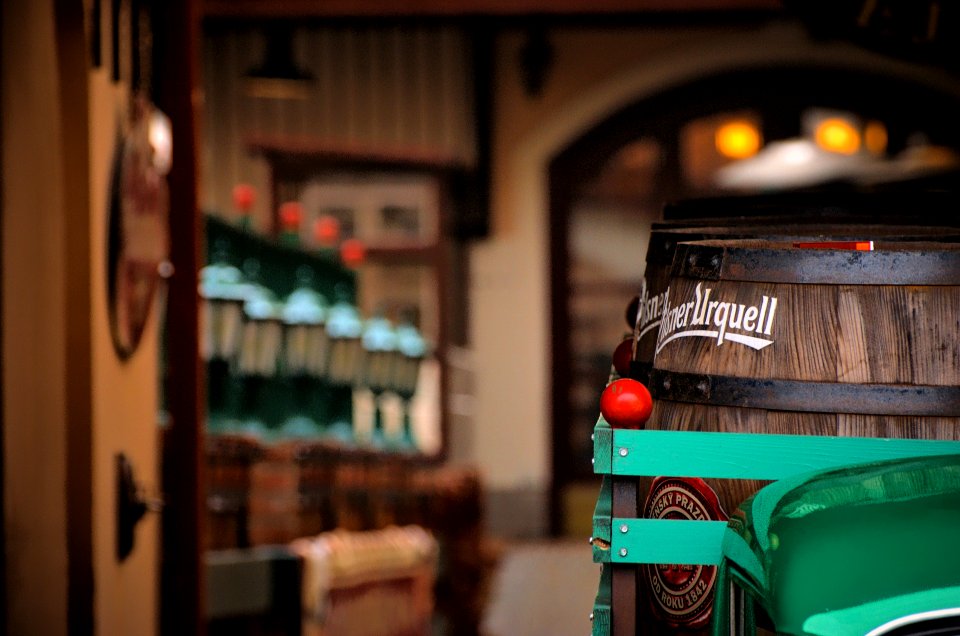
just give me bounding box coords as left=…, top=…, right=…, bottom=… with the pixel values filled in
left=643, top=477, right=728, bottom=629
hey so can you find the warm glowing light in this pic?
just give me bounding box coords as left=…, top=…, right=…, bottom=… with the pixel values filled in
left=149, top=110, right=173, bottom=175
left=865, top=120, right=888, bottom=156
left=779, top=140, right=817, bottom=166
left=715, top=121, right=762, bottom=159
left=815, top=118, right=861, bottom=155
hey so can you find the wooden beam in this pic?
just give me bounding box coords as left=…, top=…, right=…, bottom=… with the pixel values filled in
left=203, top=0, right=781, bottom=18
left=154, top=0, right=205, bottom=633
left=247, top=134, right=468, bottom=172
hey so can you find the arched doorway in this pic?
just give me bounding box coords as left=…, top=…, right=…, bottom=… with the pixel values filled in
left=548, top=64, right=960, bottom=535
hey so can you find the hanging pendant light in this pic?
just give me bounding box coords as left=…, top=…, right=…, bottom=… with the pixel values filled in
left=244, top=23, right=313, bottom=100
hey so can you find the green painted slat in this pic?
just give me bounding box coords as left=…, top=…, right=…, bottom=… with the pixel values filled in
left=611, top=430, right=960, bottom=479
left=592, top=541, right=612, bottom=564
left=591, top=605, right=610, bottom=636
left=591, top=566, right=611, bottom=636
left=610, top=518, right=727, bottom=565
left=593, top=421, right=613, bottom=474
left=592, top=476, right=613, bottom=563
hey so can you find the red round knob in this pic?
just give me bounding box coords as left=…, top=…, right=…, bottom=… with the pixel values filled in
left=600, top=378, right=652, bottom=428
left=232, top=183, right=256, bottom=213
left=340, top=238, right=366, bottom=268
left=314, top=215, right=341, bottom=246
left=279, top=201, right=303, bottom=229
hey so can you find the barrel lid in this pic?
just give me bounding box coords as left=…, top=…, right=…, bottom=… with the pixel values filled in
left=670, top=239, right=960, bottom=285
left=647, top=225, right=960, bottom=265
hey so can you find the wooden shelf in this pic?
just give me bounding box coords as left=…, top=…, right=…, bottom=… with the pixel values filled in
left=246, top=134, right=468, bottom=178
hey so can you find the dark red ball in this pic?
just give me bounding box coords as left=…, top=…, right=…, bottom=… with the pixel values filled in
left=625, top=295, right=640, bottom=330
left=612, top=338, right=634, bottom=378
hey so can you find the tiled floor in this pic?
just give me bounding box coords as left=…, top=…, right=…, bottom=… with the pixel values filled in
left=481, top=540, right=601, bottom=636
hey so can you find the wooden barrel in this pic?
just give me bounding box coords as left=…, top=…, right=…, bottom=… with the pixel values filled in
left=637, top=239, right=960, bottom=633
left=632, top=224, right=960, bottom=384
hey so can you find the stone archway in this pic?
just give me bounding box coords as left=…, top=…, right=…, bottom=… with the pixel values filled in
left=487, top=23, right=960, bottom=535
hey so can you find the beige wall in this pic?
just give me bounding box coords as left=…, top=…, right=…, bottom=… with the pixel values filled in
left=3, top=0, right=159, bottom=633
left=471, top=25, right=749, bottom=496
left=88, top=71, right=161, bottom=636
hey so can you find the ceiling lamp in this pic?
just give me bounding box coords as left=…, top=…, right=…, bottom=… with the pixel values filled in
left=244, top=24, right=313, bottom=100
left=864, top=120, right=889, bottom=156
left=715, top=120, right=762, bottom=160
left=814, top=117, right=861, bottom=155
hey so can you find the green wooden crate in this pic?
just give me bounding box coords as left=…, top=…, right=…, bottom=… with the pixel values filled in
left=589, top=419, right=960, bottom=635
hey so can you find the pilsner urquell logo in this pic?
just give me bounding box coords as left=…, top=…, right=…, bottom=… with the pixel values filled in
left=655, top=282, right=778, bottom=353
left=636, top=279, right=670, bottom=339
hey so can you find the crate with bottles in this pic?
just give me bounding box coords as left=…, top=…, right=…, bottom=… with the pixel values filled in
left=200, top=184, right=430, bottom=549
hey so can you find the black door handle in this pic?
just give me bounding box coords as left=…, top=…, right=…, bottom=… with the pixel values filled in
left=116, top=453, right=163, bottom=562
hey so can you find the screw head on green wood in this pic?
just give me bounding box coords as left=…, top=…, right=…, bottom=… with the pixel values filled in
left=619, top=548, right=628, bottom=557
left=619, top=447, right=628, bottom=457
left=620, top=524, right=629, bottom=533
